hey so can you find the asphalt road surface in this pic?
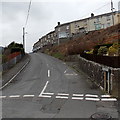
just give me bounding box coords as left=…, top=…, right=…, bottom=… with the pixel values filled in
left=1, top=52, right=118, bottom=118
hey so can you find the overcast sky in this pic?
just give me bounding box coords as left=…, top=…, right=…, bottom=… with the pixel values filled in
left=1, top=0, right=120, bottom=52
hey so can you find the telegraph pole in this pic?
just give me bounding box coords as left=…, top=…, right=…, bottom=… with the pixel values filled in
left=23, top=27, right=25, bottom=52
left=111, top=0, right=114, bottom=26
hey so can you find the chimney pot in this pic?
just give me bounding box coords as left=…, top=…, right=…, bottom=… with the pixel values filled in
left=58, top=22, right=60, bottom=25
left=91, top=13, right=94, bottom=17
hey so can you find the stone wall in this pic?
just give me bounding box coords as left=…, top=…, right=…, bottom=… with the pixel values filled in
left=78, top=55, right=120, bottom=97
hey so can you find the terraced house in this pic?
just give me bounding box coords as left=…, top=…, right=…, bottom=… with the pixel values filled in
left=33, top=11, right=119, bottom=52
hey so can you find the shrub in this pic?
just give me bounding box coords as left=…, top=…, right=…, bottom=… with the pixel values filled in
left=86, top=49, right=94, bottom=54
left=108, top=43, right=120, bottom=56
left=97, top=46, right=108, bottom=55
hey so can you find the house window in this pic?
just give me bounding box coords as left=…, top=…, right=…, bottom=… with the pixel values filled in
left=58, top=28, right=60, bottom=31
left=101, top=24, right=104, bottom=29
left=107, top=23, right=110, bottom=27
left=96, top=18, right=100, bottom=23
left=84, top=20, right=87, bottom=25
left=106, top=16, right=111, bottom=21
left=48, top=35, right=50, bottom=38
left=95, top=24, right=101, bottom=30
left=66, top=26, right=69, bottom=29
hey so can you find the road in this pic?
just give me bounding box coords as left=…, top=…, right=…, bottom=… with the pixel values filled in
left=2, top=52, right=118, bottom=118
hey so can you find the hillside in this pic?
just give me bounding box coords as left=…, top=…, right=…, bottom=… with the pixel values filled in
left=49, top=23, right=120, bottom=56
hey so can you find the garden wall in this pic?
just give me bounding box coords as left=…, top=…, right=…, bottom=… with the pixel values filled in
left=78, top=55, right=120, bottom=97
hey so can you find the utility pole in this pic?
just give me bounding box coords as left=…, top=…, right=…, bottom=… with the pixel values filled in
left=23, top=27, right=25, bottom=52
left=111, top=0, right=114, bottom=26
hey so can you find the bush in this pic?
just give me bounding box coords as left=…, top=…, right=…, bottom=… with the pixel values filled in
left=108, top=43, right=120, bottom=56
left=97, top=46, right=108, bottom=55
left=86, top=49, right=94, bottom=54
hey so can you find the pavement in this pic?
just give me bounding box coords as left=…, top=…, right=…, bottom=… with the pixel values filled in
left=1, top=52, right=118, bottom=119
left=1, top=54, right=30, bottom=88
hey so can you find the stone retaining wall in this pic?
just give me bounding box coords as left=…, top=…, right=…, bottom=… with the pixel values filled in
left=78, top=55, right=120, bottom=97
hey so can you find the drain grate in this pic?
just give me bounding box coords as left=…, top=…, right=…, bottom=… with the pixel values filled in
left=90, top=112, right=112, bottom=120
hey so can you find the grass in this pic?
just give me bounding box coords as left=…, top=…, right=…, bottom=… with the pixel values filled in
left=52, top=52, right=64, bottom=60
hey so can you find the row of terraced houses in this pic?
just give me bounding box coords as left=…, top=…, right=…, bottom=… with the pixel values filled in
left=33, top=11, right=120, bottom=52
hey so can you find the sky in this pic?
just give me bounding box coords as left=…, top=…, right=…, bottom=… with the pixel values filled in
left=1, top=0, right=120, bottom=53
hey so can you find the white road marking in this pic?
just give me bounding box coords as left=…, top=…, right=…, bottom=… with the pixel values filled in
left=73, top=72, right=78, bottom=75
left=9, top=95, right=20, bottom=98
left=56, top=96, right=68, bottom=99
left=0, top=60, right=29, bottom=90
left=39, top=95, right=51, bottom=98
left=39, top=81, right=49, bottom=97
left=65, top=74, right=74, bottom=76
left=74, top=74, right=78, bottom=75
left=42, top=92, right=54, bottom=95
left=57, top=93, right=69, bottom=96
left=72, top=97, right=84, bottom=100
left=85, top=98, right=100, bottom=101
left=0, top=96, right=6, bottom=98
left=73, top=94, right=84, bottom=97
left=23, top=95, right=35, bottom=97
left=101, top=95, right=111, bottom=97
left=64, top=70, right=67, bottom=74
left=101, top=98, right=117, bottom=101
left=48, top=70, right=50, bottom=77
left=85, top=94, right=98, bottom=98
left=65, top=73, right=78, bottom=76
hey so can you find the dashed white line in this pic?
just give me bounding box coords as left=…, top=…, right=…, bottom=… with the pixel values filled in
left=57, top=93, right=69, bottom=96
left=48, top=70, right=50, bottom=77
left=85, top=98, right=100, bottom=101
left=42, top=92, right=54, bottom=95
left=23, top=95, right=35, bottom=97
left=73, top=94, right=84, bottom=97
left=56, top=96, right=68, bottom=99
left=9, top=95, right=20, bottom=98
left=101, top=98, right=117, bottom=101
left=85, top=94, right=98, bottom=98
left=0, top=96, right=6, bottom=98
left=72, top=97, right=84, bottom=100
left=101, top=95, right=111, bottom=97
left=39, top=95, right=51, bottom=98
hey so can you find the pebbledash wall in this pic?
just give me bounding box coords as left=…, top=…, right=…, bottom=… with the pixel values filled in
left=78, top=55, right=120, bottom=97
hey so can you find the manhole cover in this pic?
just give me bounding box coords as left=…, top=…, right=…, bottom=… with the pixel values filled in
left=90, top=112, right=112, bottom=120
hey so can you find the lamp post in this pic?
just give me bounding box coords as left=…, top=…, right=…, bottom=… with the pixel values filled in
left=23, top=27, right=25, bottom=52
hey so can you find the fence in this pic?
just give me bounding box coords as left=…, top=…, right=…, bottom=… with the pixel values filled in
left=80, top=53, right=120, bottom=68
left=0, top=54, right=22, bottom=72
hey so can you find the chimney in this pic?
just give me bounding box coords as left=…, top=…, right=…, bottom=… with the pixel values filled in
left=58, top=22, right=60, bottom=26
left=91, top=13, right=94, bottom=17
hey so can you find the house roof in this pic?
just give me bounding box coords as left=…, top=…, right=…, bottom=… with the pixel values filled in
left=55, top=11, right=118, bottom=28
